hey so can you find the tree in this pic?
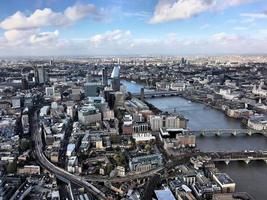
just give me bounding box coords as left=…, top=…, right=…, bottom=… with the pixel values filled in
left=113, top=152, right=125, bottom=166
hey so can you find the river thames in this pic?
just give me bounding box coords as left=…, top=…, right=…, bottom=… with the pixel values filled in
left=122, top=80, right=267, bottom=200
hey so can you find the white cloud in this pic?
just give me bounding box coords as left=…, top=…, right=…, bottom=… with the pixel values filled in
left=30, top=30, right=59, bottom=44
left=212, top=32, right=240, bottom=43
left=149, top=0, right=215, bottom=24
left=240, top=12, right=267, bottom=22
left=89, top=29, right=132, bottom=47
left=1, top=28, right=60, bottom=48
left=64, top=3, right=100, bottom=21
left=1, top=29, right=267, bottom=56
left=149, top=0, right=258, bottom=23
left=0, top=3, right=101, bottom=30
left=4, top=29, right=35, bottom=43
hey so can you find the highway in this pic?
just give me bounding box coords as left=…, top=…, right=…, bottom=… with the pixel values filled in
left=31, top=112, right=106, bottom=200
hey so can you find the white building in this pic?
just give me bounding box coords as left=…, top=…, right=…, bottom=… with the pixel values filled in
left=45, top=87, right=55, bottom=96
left=132, top=133, right=155, bottom=143
left=247, top=115, right=267, bottom=130
left=252, top=82, right=267, bottom=97
left=78, top=105, right=101, bottom=125
left=66, top=143, right=75, bottom=157
left=149, top=115, right=163, bottom=131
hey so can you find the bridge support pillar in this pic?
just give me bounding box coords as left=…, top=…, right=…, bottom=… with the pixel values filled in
left=264, top=160, right=267, bottom=164
left=225, top=160, right=230, bottom=165
left=232, top=130, right=237, bottom=136
left=247, top=130, right=253, bottom=136
left=244, top=159, right=250, bottom=164
left=216, top=131, right=221, bottom=137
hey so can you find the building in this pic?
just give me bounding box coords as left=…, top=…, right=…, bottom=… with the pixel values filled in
left=66, top=144, right=76, bottom=157
left=36, top=66, right=46, bottom=84
left=11, top=97, right=21, bottom=109
left=17, top=165, right=40, bottom=175
left=154, top=188, right=176, bottom=200
left=129, top=153, right=163, bottom=172
left=79, top=133, right=91, bottom=153
left=149, top=115, right=187, bottom=131
left=122, top=114, right=133, bottom=135
left=149, top=116, right=163, bottom=131
left=111, top=66, right=120, bottom=91
left=67, top=156, right=78, bottom=173
left=45, top=87, right=55, bottom=96
left=102, top=67, right=108, bottom=86
left=78, top=105, right=102, bottom=125
left=133, top=122, right=149, bottom=133
left=212, top=173, right=236, bottom=193
left=247, top=115, right=267, bottom=130
left=84, top=82, right=101, bottom=97
left=21, top=114, right=29, bottom=135
left=159, top=128, right=196, bottom=155
left=252, top=82, right=267, bottom=97
left=132, top=132, right=155, bottom=143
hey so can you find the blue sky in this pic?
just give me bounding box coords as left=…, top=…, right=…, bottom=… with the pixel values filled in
left=0, top=0, right=267, bottom=56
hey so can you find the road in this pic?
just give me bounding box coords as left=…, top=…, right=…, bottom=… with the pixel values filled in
left=31, top=111, right=106, bottom=200
left=84, top=166, right=164, bottom=182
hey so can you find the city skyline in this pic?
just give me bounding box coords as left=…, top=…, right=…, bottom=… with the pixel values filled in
left=0, top=0, right=267, bottom=56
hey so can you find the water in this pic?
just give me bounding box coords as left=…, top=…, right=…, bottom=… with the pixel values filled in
left=217, top=161, right=267, bottom=200
left=122, top=80, right=267, bottom=199
left=146, top=96, right=244, bottom=130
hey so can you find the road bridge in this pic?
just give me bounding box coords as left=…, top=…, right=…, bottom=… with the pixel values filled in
left=132, top=90, right=183, bottom=98
left=191, top=129, right=267, bottom=137
left=209, top=151, right=267, bottom=165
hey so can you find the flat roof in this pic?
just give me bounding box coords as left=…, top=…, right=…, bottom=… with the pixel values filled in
left=155, top=188, right=176, bottom=200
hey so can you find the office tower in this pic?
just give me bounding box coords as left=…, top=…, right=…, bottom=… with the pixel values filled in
left=37, top=66, right=46, bottom=84
left=102, top=67, right=108, bottom=86
left=84, top=82, right=101, bottom=97
left=111, top=66, right=120, bottom=92
left=140, top=87, right=145, bottom=102
left=21, top=75, right=28, bottom=90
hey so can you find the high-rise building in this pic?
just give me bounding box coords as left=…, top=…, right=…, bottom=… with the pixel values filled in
left=21, top=75, right=28, bottom=90
left=140, top=87, right=145, bottom=102
left=111, top=66, right=120, bottom=91
left=37, top=66, right=46, bottom=84
left=102, top=67, right=108, bottom=86
left=84, top=82, right=101, bottom=97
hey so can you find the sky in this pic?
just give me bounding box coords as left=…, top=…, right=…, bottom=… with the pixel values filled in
left=0, top=0, right=267, bottom=56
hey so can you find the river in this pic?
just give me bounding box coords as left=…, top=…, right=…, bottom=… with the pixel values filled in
left=122, top=80, right=267, bottom=200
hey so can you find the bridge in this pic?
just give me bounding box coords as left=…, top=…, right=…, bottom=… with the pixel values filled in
left=191, top=128, right=267, bottom=137
left=132, top=90, right=183, bottom=98
left=208, top=151, right=267, bottom=165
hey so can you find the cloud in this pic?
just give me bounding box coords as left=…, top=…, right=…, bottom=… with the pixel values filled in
left=30, top=30, right=59, bottom=45
left=4, top=29, right=35, bottom=43
left=2, top=28, right=60, bottom=48
left=149, top=0, right=257, bottom=23
left=1, top=29, right=267, bottom=56
left=212, top=32, right=241, bottom=43
left=240, top=12, right=267, bottom=22
left=64, top=3, right=100, bottom=21
left=89, top=29, right=132, bottom=47
left=149, top=0, right=215, bottom=24
left=0, top=3, right=102, bottom=30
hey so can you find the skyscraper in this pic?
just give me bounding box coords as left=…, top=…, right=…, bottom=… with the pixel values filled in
left=102, top=67, right=108, bottom=86
left=37, top=66, right=46, bottom=84
left=111, top=66, right=120, bottom=92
